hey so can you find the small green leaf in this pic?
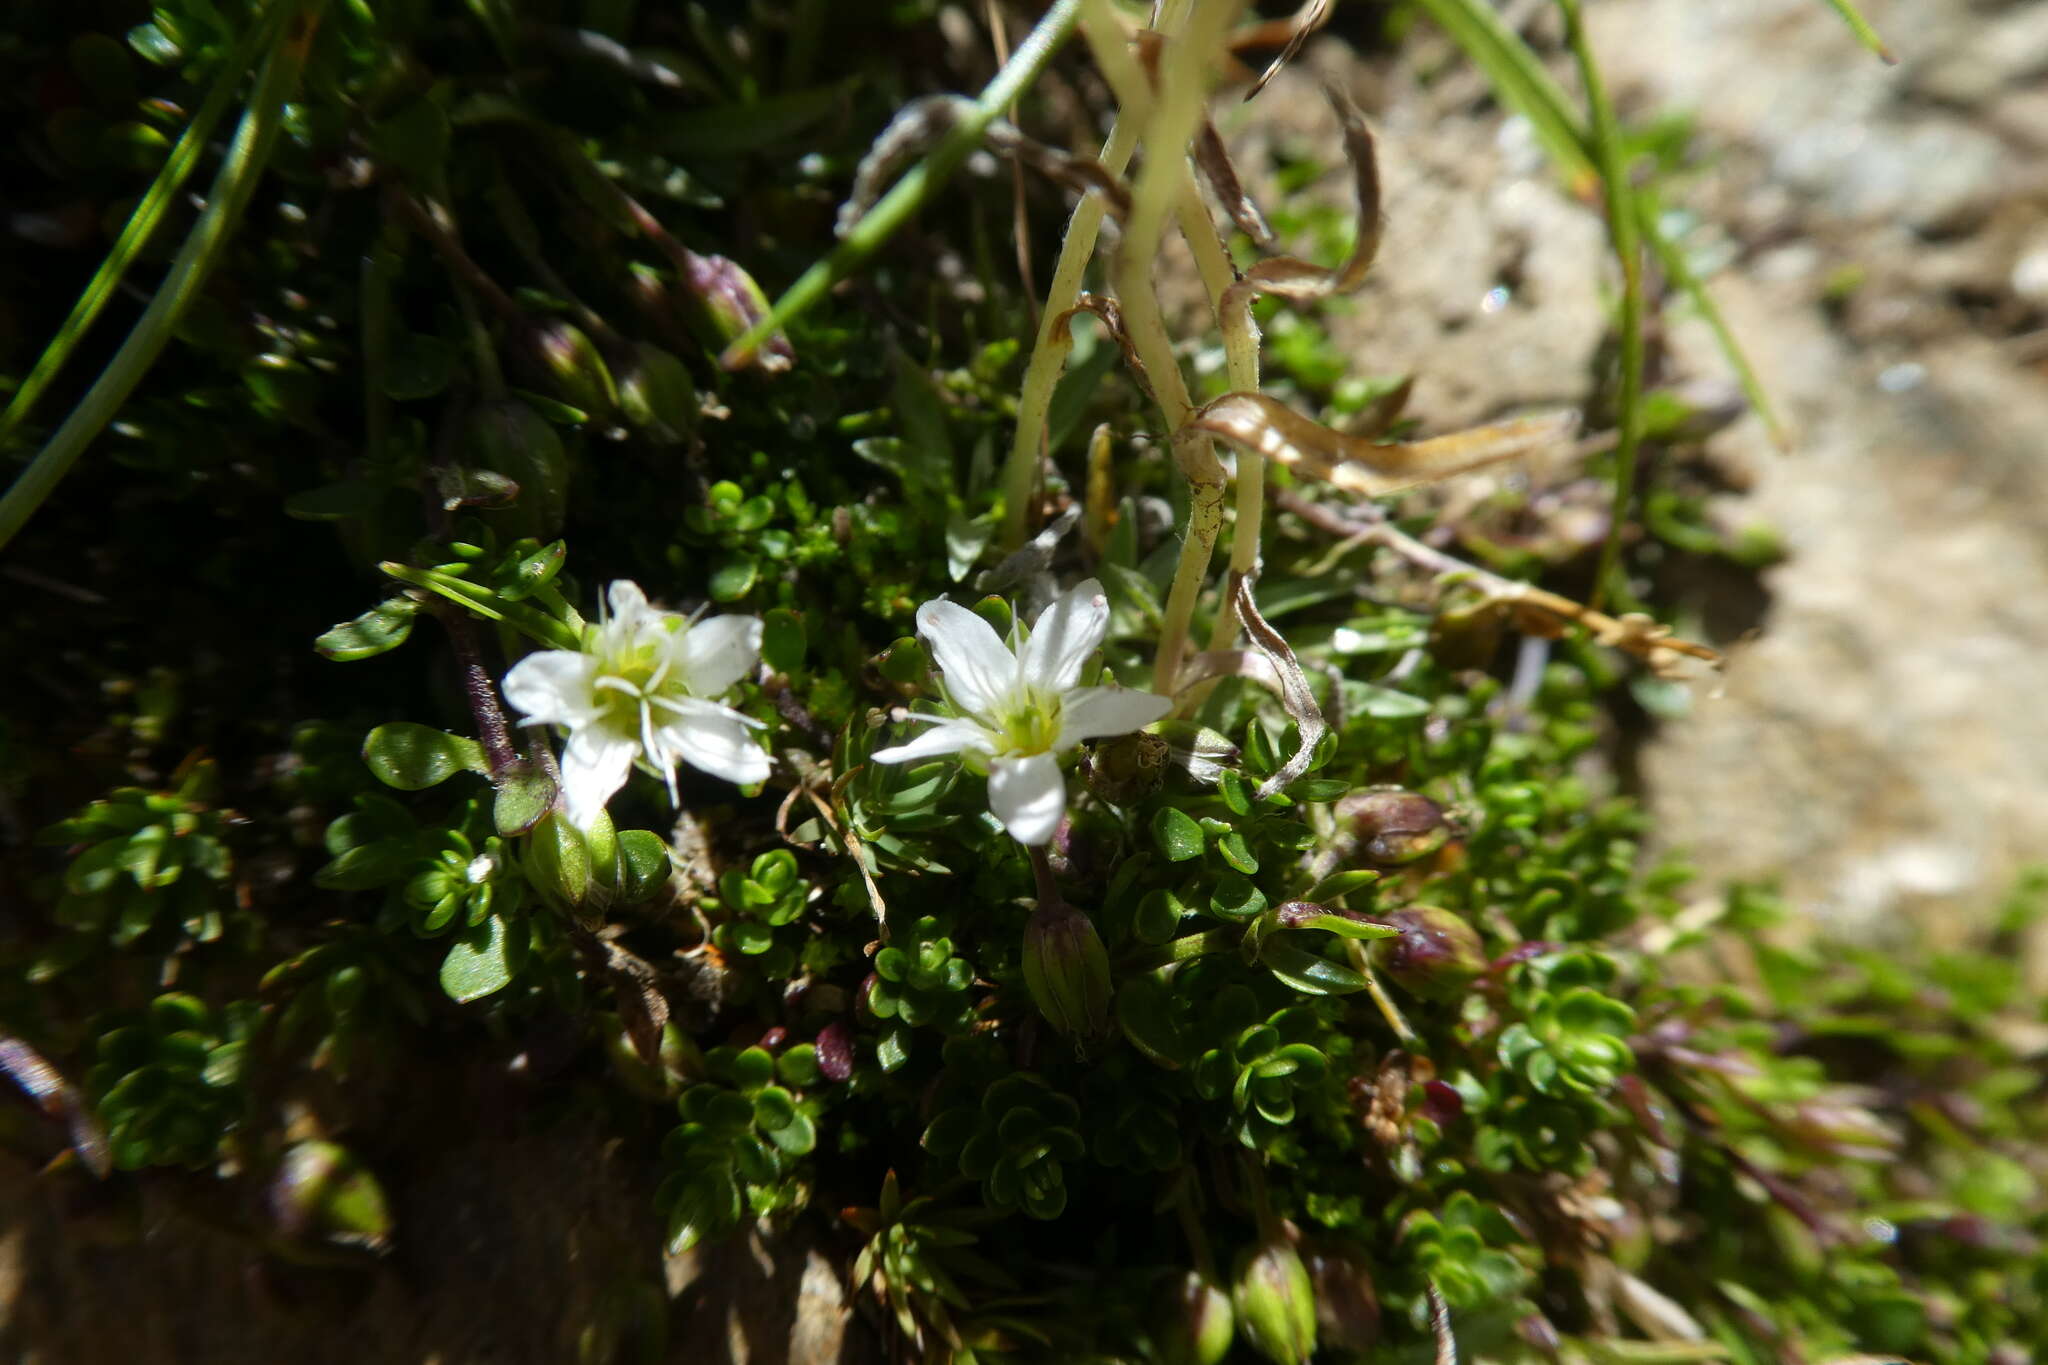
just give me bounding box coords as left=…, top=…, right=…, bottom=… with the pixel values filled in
left=708, top=551, right=758, bottom=602
left=776, top=1044, right=821, bottom=1088
left=361, top=723, right=487, bottom=791
left=1115, top=973, right=1191, bottom=1069
left=1217, top=830, right=1259, bottom=876
left=762, top=608, right=806, bottom=674
left=315, top=598, right=419, bottom=661
left=1209, top=872, right=1268, bottom=923
left=616, top=830, right=673, bottom=902
left=1152, top=807, right=1204, bottom=862
left=493, top=767, right=556, bottom=837
left=1260, top=939, right=1369, bottom=996
left=439, top=915, right=523, bottom=1003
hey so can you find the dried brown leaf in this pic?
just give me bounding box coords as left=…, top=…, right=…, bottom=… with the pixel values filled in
left=1241, top=0, right=1333, bottom=101
left=1185, top=392, right=1578, bottom=497
left=1194, top=118, right=1276, bottom=247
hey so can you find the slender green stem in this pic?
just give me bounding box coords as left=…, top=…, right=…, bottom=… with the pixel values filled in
left=720, top=0, right=1084, bottom=370
left=0, top=0, right=326, bottom=553
left=0, top=7, right=284, bottom=447
left=1558, top=0, right=1644, bottom=613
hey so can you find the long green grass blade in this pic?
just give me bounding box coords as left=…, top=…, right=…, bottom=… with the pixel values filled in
left=1411, top=0, right=1784, bottom=453
left=1407, top=0, right=1591, bottom=178
left=1557, top=0, right=1645, bottom=611
left=0, top=0, right=327, bottom=552
left=0, top=8, right=284, bottom=448
left=1819, top=0, right=1897, bottom=64
left=1638, top=194, right=1787, bottom=448
left=719, top=0, right=1082, bottom=370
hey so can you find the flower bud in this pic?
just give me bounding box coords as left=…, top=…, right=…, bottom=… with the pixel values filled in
left=524, top=809, right=621, bottom=930
left=520, top=319, right=619, bottom=418
left=1337, top=789, right=1450, bottom=867
left=1082, top=730, right=1169, bottom=805
left=1232, top=1234, right=1318, bottom=1365
left=1301, top=1236, right=1380, bottom=1353
left=616, top=342, right=696, bottom=445
left=1367, top=907, right=1487, bottom=1001
left=1154, top=1269, right=1234, bottom=1365
left=1021, top=901, right=1112, bottom=1039
left=268, top=1140, right=392, bottom=1256
left=680, top=249, right=793, bottom=374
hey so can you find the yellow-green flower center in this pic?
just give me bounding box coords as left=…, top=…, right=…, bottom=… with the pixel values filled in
left=995, top=689, right=1062, bottom=755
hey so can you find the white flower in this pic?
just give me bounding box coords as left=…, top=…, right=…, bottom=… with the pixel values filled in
left=873, top=578, right=1171, bottom=845
left=503, top=581, right=767, bottom=828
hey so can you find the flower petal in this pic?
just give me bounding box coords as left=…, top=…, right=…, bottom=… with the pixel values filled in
left=988, top=751, right=1065, bottom=845
left=916, top=598, right=1019, bottom=719
left=606, top=579, right=652, bottom=623
left=1055, top=685, right=1172, bottom=748
left=1020, top=579, right=1109, bottom=694
left=661, top=702, right=770, bottom=787
left=678, top=614, right=762, bottom=697
left=503, top=650, right=603, bottom=727
left=873, top=719, right=991, bottom=765
left=560, top=725, right=637, bottom=829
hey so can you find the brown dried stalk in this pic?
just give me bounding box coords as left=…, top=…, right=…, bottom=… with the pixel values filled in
left=1275, top=488, right=1721, bottom=677
left=1188, top=393, right=1579, bottom=499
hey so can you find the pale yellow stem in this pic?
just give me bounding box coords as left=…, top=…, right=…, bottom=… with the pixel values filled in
left=997, top=0, right=1192, bottom=551
left=1114, top=0, right=1247, bottom=695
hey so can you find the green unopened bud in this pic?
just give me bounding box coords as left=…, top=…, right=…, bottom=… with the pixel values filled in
left=521, top=319, right=619, bottom=417
left=524, top=809, right=619, bottom=929
left=268, top=1140, right=392, bottom=1256
left=466, top=399, right=568, bottom=538
left=1155, top=1270, right=1234, bottom=1365
left=617, top=342, right=696, bottom=444
left=1021, top=901, right=1112, bottom=1039
left=1338, top=788, right=1451, bottom=867
left=1232, top=1233, right=1317, bottom=1365
left=1082, top=730, right=1169, bottom=805
left=1302, top=1235, right=1380, bottom=1353
left=1366, top=906, right=1487, bottom=1001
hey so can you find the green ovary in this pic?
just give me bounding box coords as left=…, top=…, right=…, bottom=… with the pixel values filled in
left=996, top=691, right=1062, bottom=756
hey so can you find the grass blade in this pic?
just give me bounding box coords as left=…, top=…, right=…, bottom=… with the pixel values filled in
left=1556, top=0, right=1645, bottom=611
left=0, top=0, right=327, bottom=552
left=718, top=0, right=1083, bottom=370
left=1818, top=0, right=1897, bottom=64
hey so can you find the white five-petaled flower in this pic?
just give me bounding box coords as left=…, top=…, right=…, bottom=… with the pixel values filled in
left=503, top=581, right=768, bottom=829
left=873, top=579, right=1171, bottom=845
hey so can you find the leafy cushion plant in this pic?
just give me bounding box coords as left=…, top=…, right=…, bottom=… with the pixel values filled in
left=0, top=1, right=2042, bottom=1363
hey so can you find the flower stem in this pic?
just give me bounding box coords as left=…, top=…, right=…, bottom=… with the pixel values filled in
left=1116, top=0, right=1247, bottom=696
left=441, top=609, right=520, bottom=779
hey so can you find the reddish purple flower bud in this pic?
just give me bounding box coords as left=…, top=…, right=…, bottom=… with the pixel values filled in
left=1367, top=907, right=1487, bottom=1001
left=1337, top=789, right=1451, bottom=867
left=815, top=1020, right=855, bottom=1083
